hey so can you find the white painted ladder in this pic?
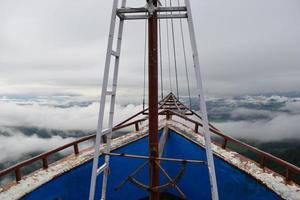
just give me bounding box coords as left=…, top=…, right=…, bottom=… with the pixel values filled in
left=89, top=1, right=219, bottom=200
left=88, top=0, right=126, bottom=200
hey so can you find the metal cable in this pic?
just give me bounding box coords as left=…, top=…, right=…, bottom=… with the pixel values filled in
left=159, top=18, right=164, bottom=100
left=169, top=0, right=180, bottom=99
left=177, top=0, right=192, bottom=109
left=164, top=0, right=172, bottom=92
left=143, top=19, right=147, bottom=110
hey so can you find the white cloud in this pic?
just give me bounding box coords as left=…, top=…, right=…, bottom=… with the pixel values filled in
left=230, top=107, right=276, bottom=120
left=0, top=99, right=144, bottom=164
left=0, top=100, right=143, bottom=130
left=215, top=113, right=300, bottom=141
left=283, top=101, right=300, bottom=114
left=211, top=95, right=300, bottom=140
left=241, top=95, right=289, bottom=105
left=0, top=129, right=75, bottom=162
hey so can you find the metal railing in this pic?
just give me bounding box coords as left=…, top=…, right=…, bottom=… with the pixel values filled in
left=1, top=109, right=299, bottom=185
left=0, top=118, right=146, bottom=183
left=166, top=110, right=300, bottom=183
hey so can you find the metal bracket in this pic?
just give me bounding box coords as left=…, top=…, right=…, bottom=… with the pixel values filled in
left=146, top=1, right=156, bottom=15
left=114, top=160, right=187, bottom=199
left=145, top=0, right=162, bottom=15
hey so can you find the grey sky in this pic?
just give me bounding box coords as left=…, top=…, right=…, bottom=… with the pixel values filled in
left=0, top=0, right=300, bottom=99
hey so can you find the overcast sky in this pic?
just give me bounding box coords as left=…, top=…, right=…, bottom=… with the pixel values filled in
left=0, top=0, right=300, bottom=100
left=1, top=1, right=300, bottom=164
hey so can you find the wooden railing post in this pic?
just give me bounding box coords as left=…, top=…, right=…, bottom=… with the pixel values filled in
left=286, top=169, right=291, bottom=182
left=194, top=123, right=198, bottom=133
left=15, top=168, right=21, bottom=182
left=260, top=156, right=266, bottom=168
left=222, top=138, right=228, bottom=149
left=135, top=122, right=139, bottom=131
left=42, top=157, right=49, bottom=169
left=166, top=110, right=170, bottom=120
left=74, top=143, right=79, bottom=155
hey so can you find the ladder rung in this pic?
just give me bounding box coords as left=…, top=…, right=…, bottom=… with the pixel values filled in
left=96, top=163, right=108, bottom=175
left=122, top=13, right=187, bottom=20
left=101, top=128, right=110, bottom=135
left=106, top=90, right=116, bottom=96
left=111, top=50, right=119, bottom=57
left=117, top=6, right=187, bottom=14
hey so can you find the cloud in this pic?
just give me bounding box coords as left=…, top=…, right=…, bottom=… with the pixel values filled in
left=0, top=97, right=145, bottom=169
left=0, top=129, right=75, bottom=162
left=0, top=92, right=300, bottom=171
left=0, top=97, right=144, bottom=166
left=0, top=99, right=143, bottom=130
left=282, top=101, right=300, bottom=114
left=229, top=108, right=276, bottom=121
left=215, top=113, right=300, bottom=141
left=193, top=0, right=300, bottom=96
left=209, top=94, right=300, bottom=140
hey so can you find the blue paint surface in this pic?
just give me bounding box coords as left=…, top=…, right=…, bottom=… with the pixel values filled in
left=22, top=131, right=280, bottom=200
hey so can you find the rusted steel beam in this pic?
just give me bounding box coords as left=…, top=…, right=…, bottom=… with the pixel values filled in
left=148, top=1, right=159, bottom=199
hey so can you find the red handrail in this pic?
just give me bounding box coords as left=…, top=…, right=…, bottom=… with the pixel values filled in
left=1, top=109, right=299, bottom=185
left=167, top=110, right=300, bottom=182
left=0, top=118, right=146, bottom=183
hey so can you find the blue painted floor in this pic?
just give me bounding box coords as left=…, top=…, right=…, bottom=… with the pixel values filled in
left=22, top=130, right=281, bottom=200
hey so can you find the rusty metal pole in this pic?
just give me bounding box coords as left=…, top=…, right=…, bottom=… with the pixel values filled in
left=148, top=1, right=159, bottom=199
